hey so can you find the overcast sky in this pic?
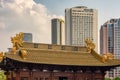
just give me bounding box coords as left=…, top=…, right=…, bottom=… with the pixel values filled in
left=0, top=0, right=120, bottom=51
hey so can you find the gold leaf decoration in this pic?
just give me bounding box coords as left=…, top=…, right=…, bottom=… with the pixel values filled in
left=11, top=32, right=24, bottom=50
left=107, top=53, right=114, bottom=60
left=85, top=38, right=95, bottom=52
left=11, top=47, right=16, bottom=54
left=20, top=50, right=27, bottom=59
left=101, top=54, right=108, bottom=62
left=101, top=53, right=114, bottom=62
left=0, top=52, right=3, bottom=61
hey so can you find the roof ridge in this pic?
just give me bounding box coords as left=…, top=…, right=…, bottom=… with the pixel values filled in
left=90, top=49, right=104, bottom=63
left=4, top=48, right=120, bottom=67
left=20, top=48, right=90, bottom=54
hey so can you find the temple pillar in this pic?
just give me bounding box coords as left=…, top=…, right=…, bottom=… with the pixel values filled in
left=15, top=71, right=20, bottom=80
left=92, top=73, right=95, bottom=80
left=102, top=72, right=106, bottom=80
left=5, top=71, right=10, bottom=80
left=29, top=70, right=33, bottom=80
left=73, top=72, right=76, bottom=80
left=50, top=71, right=53, bottom=80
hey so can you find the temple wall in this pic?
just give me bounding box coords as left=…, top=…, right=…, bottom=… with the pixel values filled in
left=6, top=70, right=105, bottom=80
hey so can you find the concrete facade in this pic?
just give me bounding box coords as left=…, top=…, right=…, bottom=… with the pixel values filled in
left=51, top=18, right=65, bottom=45
left=65, top=6, right=98, bottom=52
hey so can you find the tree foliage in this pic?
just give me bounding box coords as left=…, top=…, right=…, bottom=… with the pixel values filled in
left=114, top=77, right=120, bottom=80
left=0, top=70, right=6, bottom=80
left=105, top=78, right=111, bottom=80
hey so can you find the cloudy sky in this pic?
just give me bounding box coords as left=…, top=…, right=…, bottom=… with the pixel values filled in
left=0, top=0, right=120, bottom=51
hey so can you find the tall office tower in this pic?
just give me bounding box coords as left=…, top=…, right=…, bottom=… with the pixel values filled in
left=23, top=33, right=33, bottom=42
left=100, top=26, right=108, bottom=54
left=65, top=6, right=98, bottom=52
left=51, top=18, right=65, bottom=45
left=100, top=18, right=120, bottom=78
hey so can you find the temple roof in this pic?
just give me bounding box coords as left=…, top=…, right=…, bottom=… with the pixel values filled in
left=4, top=42, right=120, bottom=67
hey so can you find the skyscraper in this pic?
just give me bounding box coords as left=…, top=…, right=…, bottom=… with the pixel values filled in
left=23, top=33, right=33, bottom=42
left=100, top=18, right=120, bottom=78
left=51, top=18, right=65, bottom=45
left=65, top=6, right=98, bottom=52
left=100, top=26, right=108, bottom=54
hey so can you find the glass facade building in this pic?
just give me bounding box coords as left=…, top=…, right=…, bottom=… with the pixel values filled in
left=65, top=6, right=98, bottom=52
left=51, top=18, right=65, bottom=45
left=23, top=33, right=33, bottom=42
left=100, top=18, right=120, bottom=78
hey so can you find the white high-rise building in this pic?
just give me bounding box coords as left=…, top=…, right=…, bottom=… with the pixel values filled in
left=65, top=6, right=98, bottom=52
left=51, top=18, right=65, bottom=45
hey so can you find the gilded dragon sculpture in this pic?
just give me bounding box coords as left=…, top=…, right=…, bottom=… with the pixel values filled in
left=11, top=32, right=24, bottom=54
left=11, top=32, right=27, bottom=59
left=20, top=50, right=27, bottom=60
left=101, top=53, right=114, bottom=62
left=85, top=38, right=95, bottom=52
left=11, top=32, right=24, bottom=50
left=0, top=52, right=3, bottom=61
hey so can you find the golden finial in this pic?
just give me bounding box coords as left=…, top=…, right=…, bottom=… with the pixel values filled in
left=58, top=19, right=64, bottom=23
left=101, top=53, right=114, bottom=62
left=20, top=50, right=27, bottom=59
left=107, top=53, right=114, bottom=60
left=85, top=38, right=95, bottom=52
left=0, top=52, right=3, bottom=61
left=11, top=32, right=24, bottom=52
left=11, top=47, right=16, bottom=54
left=101, top=54, right=108, bottom=62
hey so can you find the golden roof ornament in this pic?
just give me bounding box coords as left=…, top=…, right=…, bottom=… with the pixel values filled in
left=20, top=50, right=27, bottom=59
left=107, top=53, right=114, bottom=60
left=101, top=53, right=114, bottom=62
left=11, top=47, right=16, bottom=54
left=85, top=38, right=95, bottom=52
left=11, top=32, right=24, bottom=52
left=101, top=54, right=108, bottom=62
left=11, top=32, right=24, bottom=49
left=0, top=52, right=4, bottom=61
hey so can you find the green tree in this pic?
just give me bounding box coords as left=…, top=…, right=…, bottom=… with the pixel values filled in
left=0, top=70, right=6, bottom=80
left=114, top=77, right=120, bottom=80
left=105, top=78, right=111, bottom=80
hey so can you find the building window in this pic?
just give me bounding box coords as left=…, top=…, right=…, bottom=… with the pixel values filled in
left=59, top=77, right=68, bottom=80
left=34, top=77, right=38, bottom=80
left=21, top=77, right=28, bottom=80
left=45, top=78, right=48, bottom=80
left=34, top=43, right=38, bottom=48
left=39, top=78, right=43, bottom=80
left=61, top=46, right=65, bottom=50
left=73, top=47, right=78, bottom=51
left=95, top=79, right=102, bottom=80
left=48, top=45, right=52, bottom=49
